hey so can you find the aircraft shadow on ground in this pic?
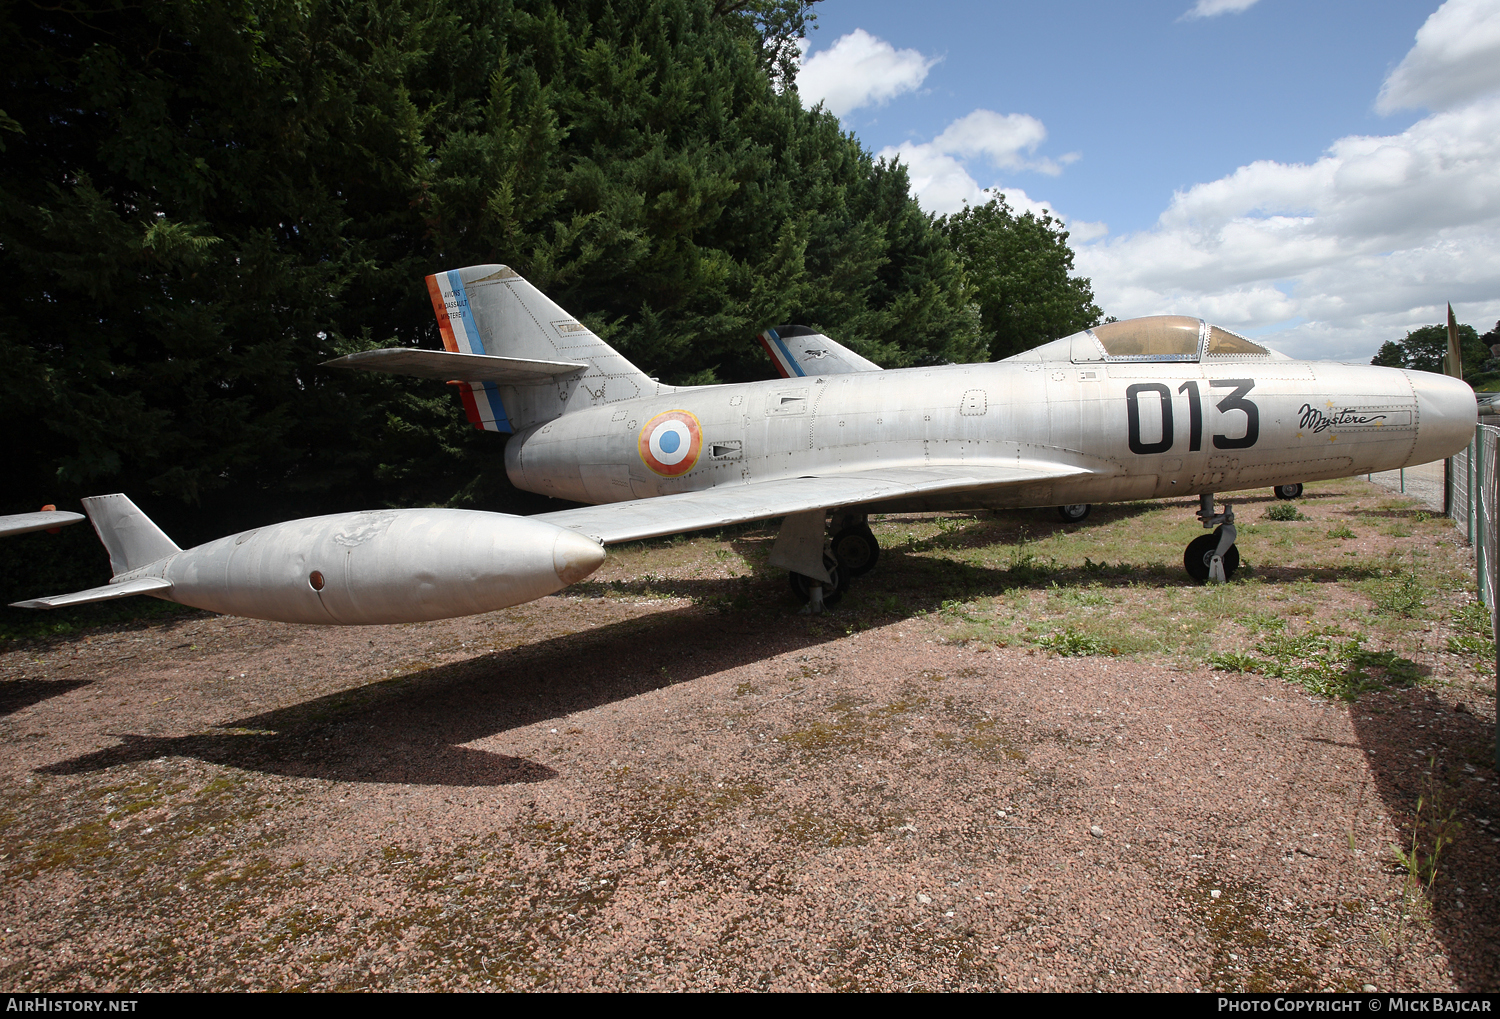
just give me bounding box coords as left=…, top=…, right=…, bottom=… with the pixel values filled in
left=1345, top=697, right=1499, bottom=990
left=38, top=606, right=845, bottom=787
left=0, top=679, right=92, bottom=717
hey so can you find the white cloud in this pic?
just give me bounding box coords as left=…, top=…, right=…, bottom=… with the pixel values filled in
left=1181, top=0, right=1261, bottom=19
left=878, top=108, right=1088, bottom=226
left=795, top=29, right=937, bottom=117
left=932, top=110, right=1047, bottom=168
left=1376, top=0, right=1500, bottom=113
left=1075, top=93, right=1500, bottom=360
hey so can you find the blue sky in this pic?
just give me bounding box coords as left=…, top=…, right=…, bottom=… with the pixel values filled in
left=793, top=0, right=1500, bottom=360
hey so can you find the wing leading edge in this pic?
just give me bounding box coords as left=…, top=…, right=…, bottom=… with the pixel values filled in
left=533, top=462, right=1093, bottom=545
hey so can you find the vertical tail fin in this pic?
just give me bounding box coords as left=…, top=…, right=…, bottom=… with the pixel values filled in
left=81, top=494, right=181, bottom=575
left=757, top=325, right=882, bottom=378
left=425, top=265, right=658, bottom=433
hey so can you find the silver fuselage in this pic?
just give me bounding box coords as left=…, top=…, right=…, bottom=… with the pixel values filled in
left=507, top=358, right=1475, bottom=512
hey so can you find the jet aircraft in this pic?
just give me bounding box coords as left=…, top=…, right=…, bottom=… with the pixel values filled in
left=13, top=264, right=1477, bottom=621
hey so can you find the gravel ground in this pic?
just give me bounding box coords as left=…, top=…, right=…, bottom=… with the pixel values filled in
left=1, top=493, right=1497, bottom=992
left=1368, top=461, right=1446, bottom=514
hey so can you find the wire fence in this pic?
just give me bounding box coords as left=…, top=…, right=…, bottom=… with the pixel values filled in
left=1444, top=424, right=1500, bottom=769
left=1447, top=425, right=1500, bottom=612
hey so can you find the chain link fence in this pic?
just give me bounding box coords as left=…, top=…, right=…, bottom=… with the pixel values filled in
left=1445, top=424, right=1500, bottom=768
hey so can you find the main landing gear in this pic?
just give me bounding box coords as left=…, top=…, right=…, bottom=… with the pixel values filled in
left=1273, top=483, right=1303, bottom=501
left=789, top=513, right=880, bottom=613
left=1184, top=493, right=1239, bottom=584
left=1056, top=503, right=1092, bottom=523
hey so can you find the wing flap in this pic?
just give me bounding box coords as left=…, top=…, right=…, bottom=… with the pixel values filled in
left=323, top=348, right=589, bottom=385
left=10, top=576, right=173, bottom=610
left=534, top=462, right=1092, bottom=545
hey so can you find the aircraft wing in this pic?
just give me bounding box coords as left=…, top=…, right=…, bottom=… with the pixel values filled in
left=533, top=462, right=1092, bottom=544
left=10, top=576, right=173, bottom=610
left=0, top=510, right=86, bottom=538
left=323, top=348, right=589, bottom=385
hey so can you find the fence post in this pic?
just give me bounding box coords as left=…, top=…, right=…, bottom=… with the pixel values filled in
left=1468, top=434, right=1476, bottom=546
left=1479, top=428, right=1488, bottom=607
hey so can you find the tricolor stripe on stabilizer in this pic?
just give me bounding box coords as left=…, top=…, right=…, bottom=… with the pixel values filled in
left=757, top=328, right=805, bottom=379
left=425, top=272, right=513, bottom=433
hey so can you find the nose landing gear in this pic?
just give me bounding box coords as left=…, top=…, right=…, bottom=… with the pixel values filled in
left=1184, top=494, right=1239, bottom=583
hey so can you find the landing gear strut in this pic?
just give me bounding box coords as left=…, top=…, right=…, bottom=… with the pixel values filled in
left=1184, top=494, right=1239, bottom=584
left=788, top=513, right=881, bottom=611
left=789, top=552, right=849, bottom=610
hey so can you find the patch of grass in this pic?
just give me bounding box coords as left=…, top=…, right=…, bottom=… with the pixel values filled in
left=1032, top=626, right=1117, bottom=657
left=1264, top=503, right=1306, bottom=522
left=1446, top=600, right=1495, bottom=671
left=1326, top=523, right=1356, bottom=539
left=1374, top=555, right=1427, bottom=618
left=1391, top=764, right=1462, bottom=913
left=1207, top=626, right=1422, bottom=700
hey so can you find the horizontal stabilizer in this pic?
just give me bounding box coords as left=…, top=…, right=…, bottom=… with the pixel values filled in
left=323, top=348, right=589, bottom=385
left=535, top=462, right=1092, bottom=545
left=0, top=511, right=85, bottom=538
left=10, top=576, right=173, bottom=610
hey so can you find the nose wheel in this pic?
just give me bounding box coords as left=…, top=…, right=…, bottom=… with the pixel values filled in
left=1184, top=528, right=1240, bottom=583
left=1056, top=503, right=1091, bottom=523
left=1185, top=494, right=1239, bottom=584
left=1273, top=483, right=1303, bottom=500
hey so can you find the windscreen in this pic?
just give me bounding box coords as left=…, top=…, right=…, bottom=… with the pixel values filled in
left=1206, top=326, right=1269, bottom=357
left=1088, top=316, right=1201, bottom=359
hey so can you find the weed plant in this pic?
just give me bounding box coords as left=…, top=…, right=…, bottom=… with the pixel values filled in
left=1208, top=626, right=1422, bottom=700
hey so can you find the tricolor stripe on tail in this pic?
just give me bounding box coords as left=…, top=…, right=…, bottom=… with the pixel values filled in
left=426, top=271, right=512, bottom=433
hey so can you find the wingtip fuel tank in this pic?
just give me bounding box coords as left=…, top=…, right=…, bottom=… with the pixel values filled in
left=13, top=499, right=606, bottom=626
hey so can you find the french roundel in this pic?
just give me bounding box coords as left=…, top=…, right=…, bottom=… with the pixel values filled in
left=638, top=410, right=703, bottom=477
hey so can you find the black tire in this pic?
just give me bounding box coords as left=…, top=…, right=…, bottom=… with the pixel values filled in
left=788, top=553, right=848, bottom=607
left=831, top=526, right=880, bottom=577
left=1184, top=529, right=1240, bottom=584
left=1273, top=484, right=1303, bottom=501
left=1057, top=503, right=1092, bottom=523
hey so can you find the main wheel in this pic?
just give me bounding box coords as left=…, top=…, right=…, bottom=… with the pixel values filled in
left=831, top=526, right=880, bottom=577
left=788, top=553, right=848, bottom=607
left=1057, top=504, right=1092, bottom=523
left=1273, top=483, right=1304, bottom=501
left=1184, top=529, right=1240, bottom=584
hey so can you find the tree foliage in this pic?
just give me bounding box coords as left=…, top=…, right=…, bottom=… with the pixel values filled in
left=1371, top=323, right=1485, bottom=378
left=2, top=0, right=995, bottom=549
left=939, top=195, right=1103, bottom=361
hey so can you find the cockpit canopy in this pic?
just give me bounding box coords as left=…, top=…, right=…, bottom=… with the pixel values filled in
left=1006, top=316, right=1281, bottom=364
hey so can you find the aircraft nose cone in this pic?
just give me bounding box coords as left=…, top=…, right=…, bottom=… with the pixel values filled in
left=552, top=529, right=606, bottom=586
left=1409, top=370, right=1478, bottom=463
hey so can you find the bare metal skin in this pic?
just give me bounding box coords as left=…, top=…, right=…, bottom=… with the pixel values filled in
left=12, top=264, right=1475, bottom=623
